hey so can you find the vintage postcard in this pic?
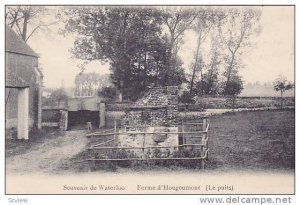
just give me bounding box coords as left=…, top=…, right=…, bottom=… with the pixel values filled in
left=4, top=5, right=295, bottom=195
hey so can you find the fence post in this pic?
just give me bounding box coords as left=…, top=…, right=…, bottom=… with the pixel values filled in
left=201, top=118, right=208, bottom=169
left=182, top=120, right=185, bottom=145
left=114, top=120, right=117, bottom=147
left=142, top=133, right=146, bottom=158
left=200, top=159, right=205, bottom=169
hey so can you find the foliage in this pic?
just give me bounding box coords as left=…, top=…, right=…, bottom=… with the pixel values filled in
left=189, top=8, right=222, bottom=95
left=273, top=75, right=294, bottom=97
left=220, top=75, right=243, bottom=97
left=218, top=8, right=261, bottom=95
left=98, top=86, right=117, bottom=101
left=59, top=6, right=186, bottom=101
left=273, top=75, right=294, bottom=108
left=179, top=91, right=195, bottom=103
left=43, top=88, right=68, bottom=107
left=74, top=73, right=111, bottom=97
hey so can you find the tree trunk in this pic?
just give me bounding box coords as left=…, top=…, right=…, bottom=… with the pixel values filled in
left=22, top=12, right=29, bottom=41
left=224, top=53, right=236, bottom=95
left=200, top=68, right=204, bottom=96
left=189, top=34, right=202, bottom=95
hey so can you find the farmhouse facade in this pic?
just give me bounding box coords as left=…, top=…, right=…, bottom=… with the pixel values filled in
left=5, top=25, right=43, bottom=139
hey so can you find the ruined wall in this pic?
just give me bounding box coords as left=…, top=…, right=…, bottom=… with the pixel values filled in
left=120, top=86, right=179, bottom=130
left=118, top=86, right=179, bottom=157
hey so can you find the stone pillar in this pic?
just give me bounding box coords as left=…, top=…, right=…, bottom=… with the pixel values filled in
left=17, top=87, right=29, bottom=140
left=99, top=102, right=106, bottom=128
left=59, top=110, right=68, bottom=131
left=115, top=90, right=122, bottom=102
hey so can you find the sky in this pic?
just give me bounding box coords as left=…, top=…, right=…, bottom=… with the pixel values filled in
left=26, top=6, right=294, bottom=89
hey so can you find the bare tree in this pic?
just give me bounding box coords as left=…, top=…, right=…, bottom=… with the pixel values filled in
left=162, top=7, right=198, bottom=56
left=161, top=7, right=198, bottom=85
left=218, top=7, right=261, bottom=95
left=6, top=6, right=56, bottom=42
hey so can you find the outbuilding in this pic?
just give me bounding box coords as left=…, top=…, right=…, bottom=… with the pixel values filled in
left=5, top=25, right=43, bottom=139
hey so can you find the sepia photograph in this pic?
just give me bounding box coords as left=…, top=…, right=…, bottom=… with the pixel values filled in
left=4, top=5, right=295, bottom=195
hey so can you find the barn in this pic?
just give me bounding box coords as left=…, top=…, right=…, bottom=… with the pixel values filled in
left=5, top=25, right=43, bottom=140
left=67, top=96, right=101, bottom=130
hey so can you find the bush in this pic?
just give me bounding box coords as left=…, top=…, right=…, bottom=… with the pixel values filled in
left=179, top=91, right=195, bottom=103
left=98, top=86, right=117, bottom=102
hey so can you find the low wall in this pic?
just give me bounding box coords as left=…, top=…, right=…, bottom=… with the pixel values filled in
left=42, top=108, right=64, bottom=129
left=117, top=127, right=178, bottom=157
left=41, top=122, right=59, bottom=127
left=42, top=109, right=61, bottom=122
left=196, top=96, right=295, bottom=109
left=106, top=103, right=132, bottom=111
left=105, top=111, right=126, bottom=128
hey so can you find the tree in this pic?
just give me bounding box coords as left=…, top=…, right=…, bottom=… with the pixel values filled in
left=49, top=88, right=68, bottom=108
left=60, top=6, right=176, bottom=100
left=189, top=8, right=221, bottom=95
left=60, top=7, right=186, bottom=101
left=161, top=7, right=196, bottom=85
left=162, top=7, right=197, bottom=57
left=220, top=75, right=243, bottom=109
left=273, top=75, right=294, bottom=107
left=200, top=41, right=222, bottom=95
left=5, top=6, right=55, bottom=42
left=98, top=86, right=117, bottom=102
left=74, top=72, right=111, bottom=97
left=223, top=75, right=243, bottom=97
left=218, top=8, right=261, bottom=95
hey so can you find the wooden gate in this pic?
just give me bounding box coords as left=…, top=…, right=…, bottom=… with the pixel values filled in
left=85, top=118, right=209, bottom=169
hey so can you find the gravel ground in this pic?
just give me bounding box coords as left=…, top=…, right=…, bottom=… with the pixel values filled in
left=6, top=130, right=87, bottom=174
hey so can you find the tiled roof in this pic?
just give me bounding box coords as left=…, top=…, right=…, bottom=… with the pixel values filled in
left=5, top=25, right=39, bottom=57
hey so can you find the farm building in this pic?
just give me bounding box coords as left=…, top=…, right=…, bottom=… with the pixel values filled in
left=42, top=96, right=105, bottom=130
left=67, top=96, right=103, bottom=130
left=5, top=25, right=43, bottom=139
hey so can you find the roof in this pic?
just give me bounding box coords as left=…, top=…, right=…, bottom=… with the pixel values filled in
left=5, top=25, right=39, bottom=58
left=67, top=96, right=100, bottom=111
left=5, top=70, right=29, bottom=88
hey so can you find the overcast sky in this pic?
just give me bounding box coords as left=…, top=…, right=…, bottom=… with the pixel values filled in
left=27, top=6, right=294, bottom=88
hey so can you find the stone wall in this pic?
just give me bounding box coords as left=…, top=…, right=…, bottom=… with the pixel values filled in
left=118, top=86, right=179, bottom=157
left=120, top=86, right=179, bottom=130
left=118, top=127, right=179, bottom=158
left=59, top=110, right=68, bottom=131
left=5, top=53, right=40, bottom=132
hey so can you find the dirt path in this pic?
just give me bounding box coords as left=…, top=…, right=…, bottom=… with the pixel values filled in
left=6, top=130, right=87, bottom=174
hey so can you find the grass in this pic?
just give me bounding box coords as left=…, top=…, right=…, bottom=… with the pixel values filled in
left=6, top=109, right=295, bottom=173
left=204, top=109, right=295, bottom=171
left=76, top=109, right=294, bottom=172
